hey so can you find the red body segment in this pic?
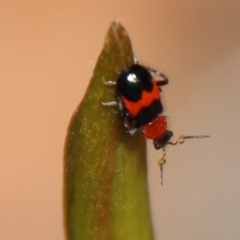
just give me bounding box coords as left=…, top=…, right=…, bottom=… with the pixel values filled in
left=143, top=116, right=167, bottom=139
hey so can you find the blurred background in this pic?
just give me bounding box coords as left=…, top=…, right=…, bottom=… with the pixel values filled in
left=1, top=0, right=240, bottom=239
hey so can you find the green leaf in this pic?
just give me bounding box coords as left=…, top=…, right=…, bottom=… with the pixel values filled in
left=64, top=21, right=154, bottom=240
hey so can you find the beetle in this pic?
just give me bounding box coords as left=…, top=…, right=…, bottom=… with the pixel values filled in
left=102, top=52, right=209, bottom=184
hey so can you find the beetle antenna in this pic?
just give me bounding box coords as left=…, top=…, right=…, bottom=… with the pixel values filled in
left=168, top=135, right=210, bottom=145
left=158, top=148, right=166, bottom=185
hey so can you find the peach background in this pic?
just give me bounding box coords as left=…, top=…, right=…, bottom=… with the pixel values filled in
left=1, top=0, right=240, bottom=239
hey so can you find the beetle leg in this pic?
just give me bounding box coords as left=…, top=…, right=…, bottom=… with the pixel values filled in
left=104, top=80, right=116, bottom=86
left=133, top=51, right=139, bottom=64
left=101, top=101, right=118, bottom=106
left=147, top=67, right=169, bottom=86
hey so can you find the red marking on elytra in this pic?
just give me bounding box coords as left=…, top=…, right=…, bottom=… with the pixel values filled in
left=121, top=80, right=161, bottom=117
